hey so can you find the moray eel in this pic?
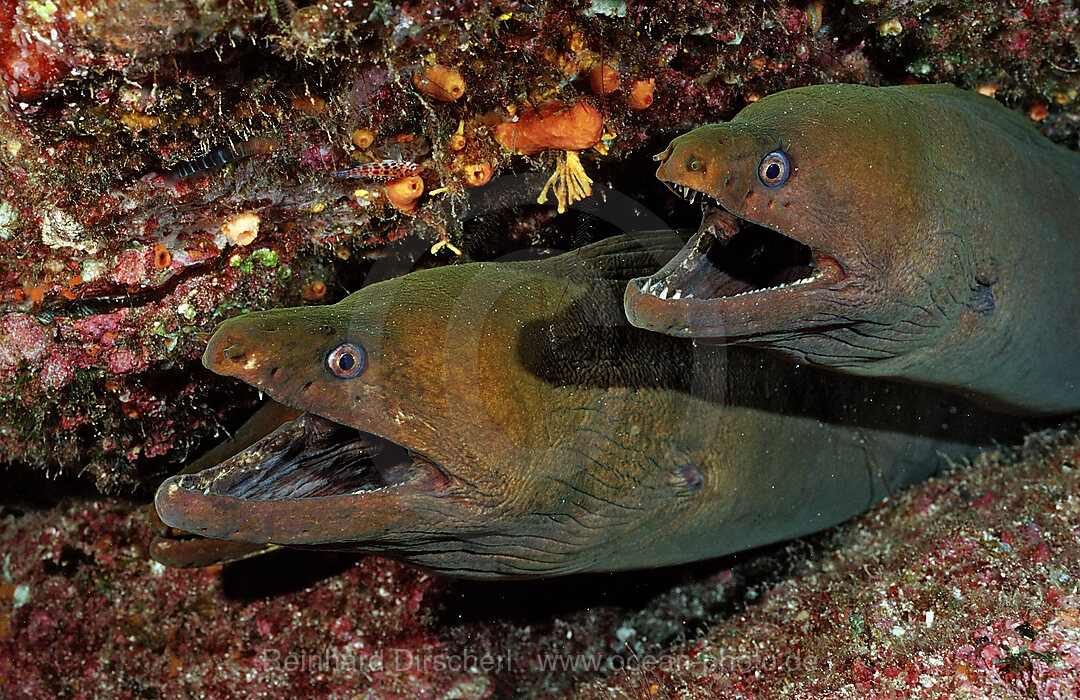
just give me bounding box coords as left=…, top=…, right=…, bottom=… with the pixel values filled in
left=624, top=84, right=1080, bottom=414
left=156, top=233, right=1022, bottom=578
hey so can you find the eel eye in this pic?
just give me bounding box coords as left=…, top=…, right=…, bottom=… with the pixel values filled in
left=327, top=342, right=365, bottom=378
left=758, top=151, right=790, bottom=187
left=687, top=157, right=703, bottom=172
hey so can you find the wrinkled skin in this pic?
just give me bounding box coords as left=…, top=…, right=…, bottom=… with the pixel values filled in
left=156, top=233, right=1024, bottom=579
left=624, top=84, right=1080, bottom=415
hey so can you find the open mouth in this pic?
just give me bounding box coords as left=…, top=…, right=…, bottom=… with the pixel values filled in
left=625, top=182, right=844, bottom=336
left=155, top=412, right=450, bottom=544
left=641, top=183, right=839, bottom=301
left=171, top=412, right=416, bottom=500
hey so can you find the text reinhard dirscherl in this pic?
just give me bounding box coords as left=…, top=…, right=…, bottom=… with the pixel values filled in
left=259, top=646, right=815, bottom=676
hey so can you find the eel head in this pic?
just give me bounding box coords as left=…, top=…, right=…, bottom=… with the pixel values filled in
left=624, top=85, right=941, bottom=344
left=155, top=255, right=691, bottom=578
left=156, top=268, right=541, bottom=577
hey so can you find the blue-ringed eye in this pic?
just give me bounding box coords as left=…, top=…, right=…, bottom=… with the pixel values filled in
left=327, top=342, right=365, bottom=378
left=758, top=151, right=790, bottom=187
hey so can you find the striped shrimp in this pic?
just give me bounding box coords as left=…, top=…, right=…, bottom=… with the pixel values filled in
left=330, top=160, right=422, bottom=180
left=169, top=137, right=278, bottom=181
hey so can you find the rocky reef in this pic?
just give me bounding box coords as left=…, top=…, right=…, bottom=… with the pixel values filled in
left=2, top=1, right=1079, bottom=697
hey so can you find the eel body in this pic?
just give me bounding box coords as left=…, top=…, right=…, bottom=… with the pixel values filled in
left=624, top=84, right=1080, bottom=414
left=156, top=233, right=1022, bottom=578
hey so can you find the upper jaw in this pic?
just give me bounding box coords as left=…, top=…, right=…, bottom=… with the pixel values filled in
left=625, top=177, right=846, bottom=338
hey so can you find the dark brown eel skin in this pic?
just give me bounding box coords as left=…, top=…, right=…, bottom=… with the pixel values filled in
left=153, top=233, right=1028, bottom=578
left=624, top=84, right=1080, bottom=415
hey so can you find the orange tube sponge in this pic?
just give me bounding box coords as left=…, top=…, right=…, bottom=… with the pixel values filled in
left=494, top=100, right=603, bottom=156
left=589, top=62, right=620, bottom=95
left=351, top=128, right=375, bottom=149
left=385, top=175, right=424, bottom=213
left=153, top=244, right=171, bottom=270
left=628, top=78, right=655, bottom=111
left=462, top=163, right=494, bottom=187
left=412, top=65, right=465, bottom=102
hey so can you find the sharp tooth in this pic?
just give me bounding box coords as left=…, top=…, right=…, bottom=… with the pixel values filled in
left=642, top=279, right=652, bottom=294
left=672, top=290, right=682, bottom=300
left=659, top=287, right=669, bottom=300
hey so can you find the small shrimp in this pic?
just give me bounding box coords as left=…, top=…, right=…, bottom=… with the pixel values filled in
left=170, top=137, right=278, bottom=180
left=330, top=160, right=422, bottom=180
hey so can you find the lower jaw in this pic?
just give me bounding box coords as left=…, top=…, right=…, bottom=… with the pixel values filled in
left=624, top=241, right=843, bottom=339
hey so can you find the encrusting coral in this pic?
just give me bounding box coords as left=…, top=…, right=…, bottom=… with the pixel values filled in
left=537, top=151, right=594, bottom=214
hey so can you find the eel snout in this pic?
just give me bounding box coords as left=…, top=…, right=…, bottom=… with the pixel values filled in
left=200, top=313, right=316, bottom=388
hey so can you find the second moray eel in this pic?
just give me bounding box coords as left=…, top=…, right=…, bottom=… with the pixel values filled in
left=156, top=233, right=1024, bottom=578
left=625, top=84, right=1080, bottom=414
